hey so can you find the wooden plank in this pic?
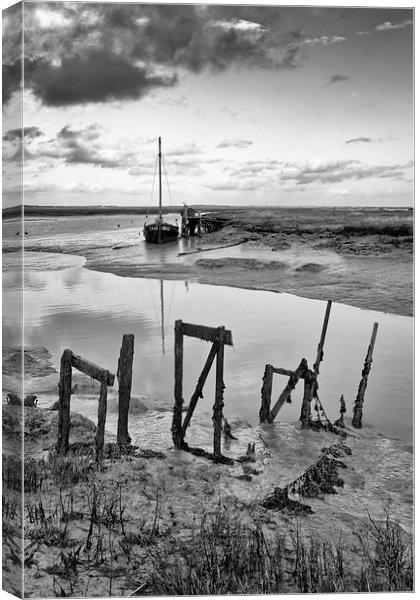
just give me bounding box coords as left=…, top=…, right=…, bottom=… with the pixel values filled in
left=96, top=376, right=108, bottom=460
left=259, top=364, right=274, bottom=423
left=56, top=348, right=73, bottom=454
left=117, top=334, right=135, bottom=450
left=352, top=322, right=379, bottom=429
left=268, top=358, right=308, bottom=423
left=181, top=322, right=233, bottom=346
left=271, top=367, right=296, bottom=377
left=181, top=341, right=218, bottom=436
left=172, top=320, right=184, bottom=448
left=71, top=353, right=115, bottom=386
left=213, top=327, right=226, bottom=458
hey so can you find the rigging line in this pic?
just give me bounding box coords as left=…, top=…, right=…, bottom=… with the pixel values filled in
left=162, top=154, right=174, bottom=206
left=146, top=156, right=159, bottom=218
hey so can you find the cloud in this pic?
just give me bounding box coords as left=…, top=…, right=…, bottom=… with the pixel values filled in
left=217, top=139, right=253, bottom=149
left=301, top=35, right=346, bottom=46
left=329, top=74, right=350, bottom=84
left=374, top=20, right=413, bottom=32
left=3, top=127, right=43, bottom=141
left=345, top=137, right=373, bottom=144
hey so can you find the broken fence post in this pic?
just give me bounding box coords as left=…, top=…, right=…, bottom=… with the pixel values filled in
left=96, top=375, right=109, bottom=461
left=268, top=359, right=308, bottom=423
left=300, top=299, right=332, bottom=428
left=172, top=320, right=184, bottom=449
left=352, top=322, right=379, bottom=429
left=117, top=334, right=135, bottom=450
left=213, top=326, right=226, bottom=459
left=56, top=348, right=73, bottom=455
left=259, top=364, right=274, bottom=423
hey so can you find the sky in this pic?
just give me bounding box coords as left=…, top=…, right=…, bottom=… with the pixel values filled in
left=2, top=1, right=414, bottom=208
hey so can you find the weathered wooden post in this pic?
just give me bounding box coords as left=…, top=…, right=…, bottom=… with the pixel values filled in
left=352, top=322, right=379, bottom=429
left=334, top=394, right=346, bottom=428
left=96, top=374, right=109, bottom=460
left=213, top=326, right=225, bottom=458
left=117, top=334, right=135, bottom=450
left=172, top=320, right=184, bottom=448
left=259, top=364, right=274, bottom=423
left=300, top=369, right=316, bottom=427
left=56, top=349, right=73, bottom=454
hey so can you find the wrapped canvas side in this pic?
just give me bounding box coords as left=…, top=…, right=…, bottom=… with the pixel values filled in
left=2, top=2, right=24, bottom=598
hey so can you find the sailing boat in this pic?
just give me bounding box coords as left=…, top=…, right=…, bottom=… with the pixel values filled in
left=143, top=137, right=179, bottom=244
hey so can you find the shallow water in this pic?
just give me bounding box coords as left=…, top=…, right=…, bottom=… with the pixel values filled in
left=2, top=250, right=413, bottom=444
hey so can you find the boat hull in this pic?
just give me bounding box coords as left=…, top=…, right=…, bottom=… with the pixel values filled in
left=144, top=222, right=179, bottom=244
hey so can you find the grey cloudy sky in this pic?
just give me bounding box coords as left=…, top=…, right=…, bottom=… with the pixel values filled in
left=2, top=1, right=414, bottom=207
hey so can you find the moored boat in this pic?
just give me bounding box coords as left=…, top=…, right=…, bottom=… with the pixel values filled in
left=143, top=137, right=179, bottom=244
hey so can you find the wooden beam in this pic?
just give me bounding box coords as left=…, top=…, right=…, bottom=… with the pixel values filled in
left=181, top=341, right=218, bottom=436
left=56, top=349, right=73, bottom=454
left=96, top=376, right=108, bottom=460
left=352, top=322, right=379, bottom=429
left=259, top=364, right=274, bottom=423
left=268, top=358, right=308, bottom=423
left=172, top=320, right=184, bottom=448
left=117, top=334, right=135, bottom=450
left=213, top=327, right=226, bottom=458
left=71, top=353, right=115, bottom=386
left=181, top=322, right=233, bottom=346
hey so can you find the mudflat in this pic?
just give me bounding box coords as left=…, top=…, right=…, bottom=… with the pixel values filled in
left=78, top=206, right=413, bottom=316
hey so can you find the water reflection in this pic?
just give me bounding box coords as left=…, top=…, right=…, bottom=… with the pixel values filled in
left=2, top=257, right=413, bottom=443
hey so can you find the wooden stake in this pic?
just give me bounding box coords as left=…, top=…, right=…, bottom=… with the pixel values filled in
left=181, top=341, right=218, bottom=436
left=268, top=358, right=308, bottom=423
left=213, top=327, right=225, bottom=458
left=352, top=322, right=379, bottom=429
left=96, top=375, right=108, bottom=460
left=172, top=320, right=184, bottom=448
left=259, top=364, right=274, bottom=423
left=314, top=299, right=332, bottom=376
left=117, top=334, right=135, bottom=450
left=56, top=349, right=73, bottom=454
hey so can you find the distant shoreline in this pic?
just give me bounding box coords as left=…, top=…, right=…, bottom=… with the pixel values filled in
left=2, top=204, right=413, bottom=219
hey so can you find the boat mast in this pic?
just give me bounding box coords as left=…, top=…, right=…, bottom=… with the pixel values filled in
left=158, top=136, right=162, bottom=243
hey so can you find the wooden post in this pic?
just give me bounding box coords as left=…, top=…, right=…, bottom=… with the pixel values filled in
left=56, top=349, right=73, bottom=454
left=96, top=375, right=108, bottom=460
left=300, top=369, right=316, bottom=427
left=172, top=320, right=184, bottom=448
left=213, top=327, right=225, bottom=458
left=117, top=334, right=135, bottom=450
left=259, top=364, right=273, bottom=423
left=352, top=322, right=379, bottom=429
left=198, top=211, right=202, bottom=238
left=314, top=299, right=332, bottom=376
left=268, top=358, right=308, bottom=423
left=181, top=341, right=218, bottom=436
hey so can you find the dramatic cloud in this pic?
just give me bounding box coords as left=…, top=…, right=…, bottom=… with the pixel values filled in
left=374, top=20, right=413, bottom=32
left=3, top=3, right=348, bottom=108
left=26, top=51, right=178, bottom=107
left=329, top=74, right=350, bottom=84
left=345, top=137, right=373, bottom=144
left=217, top=139, right=253, bottom=149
